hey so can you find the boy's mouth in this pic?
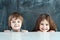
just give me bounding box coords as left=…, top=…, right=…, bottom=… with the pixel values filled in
left=14, top=26, right=19, bottom=27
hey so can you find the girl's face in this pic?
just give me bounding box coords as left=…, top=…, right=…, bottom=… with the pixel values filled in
left=10, top=18, right=22, bottom=31
left=39, top=19, right=50, bottom=32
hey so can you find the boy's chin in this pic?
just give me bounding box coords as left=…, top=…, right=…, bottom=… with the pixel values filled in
left=13, top=27, right=20, bottom=29
left=13, top=28, right=20, bottom=30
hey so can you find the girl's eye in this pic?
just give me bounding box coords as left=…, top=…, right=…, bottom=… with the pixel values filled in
left=46, top=24, right=48, bottom=26
left=40, top=23, right=43, bottom=25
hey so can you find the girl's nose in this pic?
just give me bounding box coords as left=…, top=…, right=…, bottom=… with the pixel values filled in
left=43, top=25, right=46, bottom=29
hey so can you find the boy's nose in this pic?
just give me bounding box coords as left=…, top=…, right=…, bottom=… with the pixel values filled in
left=15, top=23, right=18, bottom=25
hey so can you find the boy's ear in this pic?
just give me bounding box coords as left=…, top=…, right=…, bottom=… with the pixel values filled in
left=9, top=26, right=12, bottom=30
left=8, top=22, right=12, bottom=30
left=8, top=21, right=10, bottom=26
left=9, top=22, right=11, bottom=27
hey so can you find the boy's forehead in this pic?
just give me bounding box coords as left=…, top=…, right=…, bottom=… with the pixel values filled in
left=11, top=17, right=21, bottom=20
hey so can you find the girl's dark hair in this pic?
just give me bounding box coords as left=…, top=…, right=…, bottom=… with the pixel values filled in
left=33, top=13, right=56, bottom=32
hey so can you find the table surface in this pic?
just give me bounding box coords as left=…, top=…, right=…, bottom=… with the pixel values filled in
left=0, top=32, right=60, bottom=40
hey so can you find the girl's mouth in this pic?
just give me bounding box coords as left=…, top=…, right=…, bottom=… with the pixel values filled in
left=41, top=28, right=48, bottom=30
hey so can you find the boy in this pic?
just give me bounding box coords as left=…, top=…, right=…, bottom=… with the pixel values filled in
left=4, top=12, right=28, bottom=32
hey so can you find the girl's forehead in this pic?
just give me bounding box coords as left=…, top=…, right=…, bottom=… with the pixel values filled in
left=41, top=19, right=49, bottom=22
left=41, top=19, right=47, bottom=21
left=40, top=19, right=49, bottom=23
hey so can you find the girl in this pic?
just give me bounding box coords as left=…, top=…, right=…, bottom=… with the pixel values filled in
left=33, top=13, right=56, bottom=32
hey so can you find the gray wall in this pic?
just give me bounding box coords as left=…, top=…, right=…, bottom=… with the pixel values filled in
left=0, top=0, right=60, bottom=31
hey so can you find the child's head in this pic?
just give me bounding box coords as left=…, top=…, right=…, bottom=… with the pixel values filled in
left=34, top=13, right=56, bottom=32
left=8, top=12, right=23, bottom=31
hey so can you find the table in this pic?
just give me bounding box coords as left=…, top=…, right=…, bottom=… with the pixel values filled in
left=0, top=32, right=60, bottom=40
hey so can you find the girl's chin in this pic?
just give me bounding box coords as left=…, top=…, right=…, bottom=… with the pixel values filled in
left=41, top=30, right=48, bottom=32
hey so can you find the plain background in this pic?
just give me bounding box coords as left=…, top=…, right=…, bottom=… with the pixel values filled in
left=0, top=0, right=60, bottom=32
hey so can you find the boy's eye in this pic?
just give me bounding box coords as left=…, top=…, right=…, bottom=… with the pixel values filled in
left=17, top=21, right=20, bottom=23
left=12, top=21, right=15, bottom=23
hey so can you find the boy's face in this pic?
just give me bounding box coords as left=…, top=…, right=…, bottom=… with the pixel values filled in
left=10, top=18, right=22, bottom=30
left=39, top=19, right=50, bottom=32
